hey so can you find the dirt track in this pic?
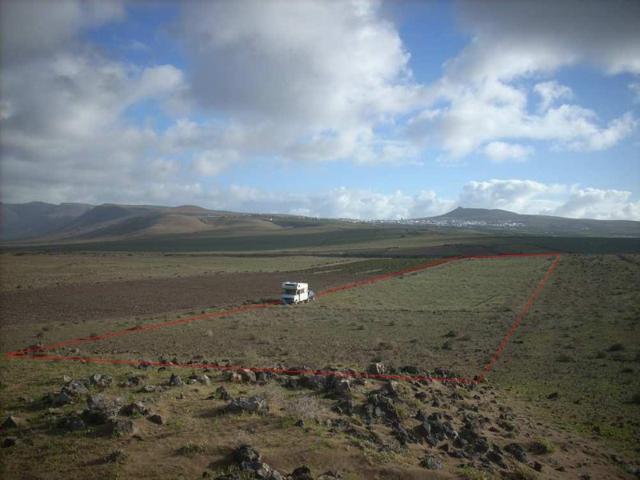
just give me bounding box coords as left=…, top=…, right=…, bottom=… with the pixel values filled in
left=0, top=268, right=377, bottom=326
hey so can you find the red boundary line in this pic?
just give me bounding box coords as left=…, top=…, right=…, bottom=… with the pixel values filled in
left=5, top=253, right=561, bottom=385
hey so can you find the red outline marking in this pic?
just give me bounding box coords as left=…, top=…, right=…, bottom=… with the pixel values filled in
left=5, top=253, right=560, bottom=384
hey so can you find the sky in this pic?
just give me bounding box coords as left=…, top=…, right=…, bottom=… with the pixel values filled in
left=1, top=0, right=639, bottom=220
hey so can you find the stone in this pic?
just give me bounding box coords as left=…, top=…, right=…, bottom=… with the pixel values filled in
left=49, top=390, right=74, bottom=406
left=2, top=437, right=17, bottom=448
left=367, top=362, right=386, bottom=375
left=1, top=415, right=21, bottom=429
left=290, top=466, right=313, bottom=480
left=225, top=371, right=243, bottom=383
left=106, top=418, right=138, bottom=436
left=120, top=402, right=149, bottom=417
left=226, top=396, right=269, bottom=414
left=214, top=386, right=231, bottom=401
left=89, top=373, right=113, bottom=388
left=148, top=414, right=164, bottom=425
left=57, top=414, right=86, bottom=432
left=142, top=385, right=156, bottom=393
left=83, top=394, right=122, bottom=425
left=505, top=443, right=528, bottom=462
left=238, top=369, right=257, bottom=383
left=169, top=374, right=183, bottom=386
left=63, top=380, right=89, bottom=396
left=420, top=455, right=443, bottom=470
left=103, top=449, right=128, bottom=463
left=62, top=375, right=72, bottom=384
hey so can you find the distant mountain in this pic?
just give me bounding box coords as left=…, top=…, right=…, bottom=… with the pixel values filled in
left=417, top=207, right=640, bottom=237
left=3, top=202, right=640, bottom=243
left=0, top=202, right=302, bottom=243
left=0, top=202, right=93, bottom=240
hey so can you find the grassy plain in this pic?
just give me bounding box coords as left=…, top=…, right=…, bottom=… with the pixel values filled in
left=1, top=244, right=639, bottom=479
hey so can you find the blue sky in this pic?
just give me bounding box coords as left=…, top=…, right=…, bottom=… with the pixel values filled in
left=1, top=0, right=639, bottom=219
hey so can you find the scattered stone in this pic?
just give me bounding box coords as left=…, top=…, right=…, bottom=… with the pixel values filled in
left=62, top=375, right=72, bottom=384
left=106, top=418, right=138, bottom=437
left=89, top=373, right=113, bottom=388
left=57, top=414, right=86, bottom=432
left=120, top=402, right=149, bottom=417
left=225, top=371, right=243, bottom=383
left=416, top=412, right=457, bottom=447
left=290, top=465, right=313, bottom=480
left=214, top=386, right=231, bottom=401
left=148, top=414, right=164, bottom=425
left=142, top=385, right=156, bottom=393
left=49, top=390, right=74, bottom=406
left=2, top=437, right=17, bottom=448
left=168, top=374, right=183, bottom=386
left=367, top=362, right=386, bottom=375
left=1, top=415, right=22, bottom=429
left=103, top=449, right=127, bottom=463
left=505, top=443, right=528, bottom=462
left=63, top=380, right=89, bottom=396
left=326, top=376, right=351, bottom=398
left=295, top=419, right=305, bottom=428
left=238, top=369, right=257, bottom=383
left=226, top=396, right=269, bottom=414
left=83, top=394, right=122, bottom=425
left=420, top=455, right=443, bottom=470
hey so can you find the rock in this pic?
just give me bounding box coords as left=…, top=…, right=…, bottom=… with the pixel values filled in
left=235, top=445, right=261, bottom=464
left=226, top=396, right=269, bottom=414
left=505, top=443, right=528, bottom=462
left=63, top=380, right=89, bottom=396
left=363, top=392, right=399, bottom=424
left=391, top=420, right=416, bottom=445
left=148, top=414, right=164, bottom=425
left=326, top=377, right=351, bottom=398
left=62, top=375, right=72, bottom=384
left=103, top=449, right=127, bottom=463
left=238, top=369, right=257, bottom=383
left=49, top=390, right=74, bottom=406
left=214, top=386, right=231, bottom=401
left=295, top=419, right=305, bottom=428
left=225, top=371, right=243, bottom=383
left=420, top=455, right=443, bottom=470
left=485, top=447, right=505, bottom=467
left=1, top=415, right=21, bottom=429
left=2, top=437, right=17, bottom=448
left=89, top=373, right=113, bottom=388
left=300, top=375, right=326, bottom=391
left=57, top=414, right=86, bottom=431
left=83, top=394, right=122, bottom=425
left=290, top=466, right=313, bottom=480
left=142, top=385, right=156, bottom=393
left=416, top=413, right=457, bottom=447
left=106, top=418, right=138, bottom=436
left=367, top=362, right=386, bottom=375
left=169, top=374, right=183, bottom=386
left=120, top=401, right=149, bottom=417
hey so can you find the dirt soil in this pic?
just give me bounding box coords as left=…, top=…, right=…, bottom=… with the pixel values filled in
left=0, top=259, right=423, bottom=326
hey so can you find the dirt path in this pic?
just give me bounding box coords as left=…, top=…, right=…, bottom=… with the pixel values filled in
left=0, top=269, right=376, bottom=326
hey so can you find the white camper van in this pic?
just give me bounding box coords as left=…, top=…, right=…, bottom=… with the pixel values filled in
left=281, top=281, right=314, bottom=304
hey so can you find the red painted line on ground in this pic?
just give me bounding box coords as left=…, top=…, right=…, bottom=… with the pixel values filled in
left=478, top=253, right=561, bottom=381
left=5, top=252, right=561, bottom=384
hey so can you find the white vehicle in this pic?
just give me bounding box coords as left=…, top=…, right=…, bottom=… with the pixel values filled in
left=281, top=281, right=315, bottom=305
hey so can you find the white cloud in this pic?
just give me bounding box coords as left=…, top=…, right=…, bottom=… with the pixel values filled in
left=458, top=179, right=640, bottom=220
left=534, top=81, right=573, bottom=112
left=483, top=142, right=533, bottom=162
left=553, top=187, right=640, bottom=220
left=178, top=0, right=423, bottom=164
left=409, top=1, right=638, bottom=159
